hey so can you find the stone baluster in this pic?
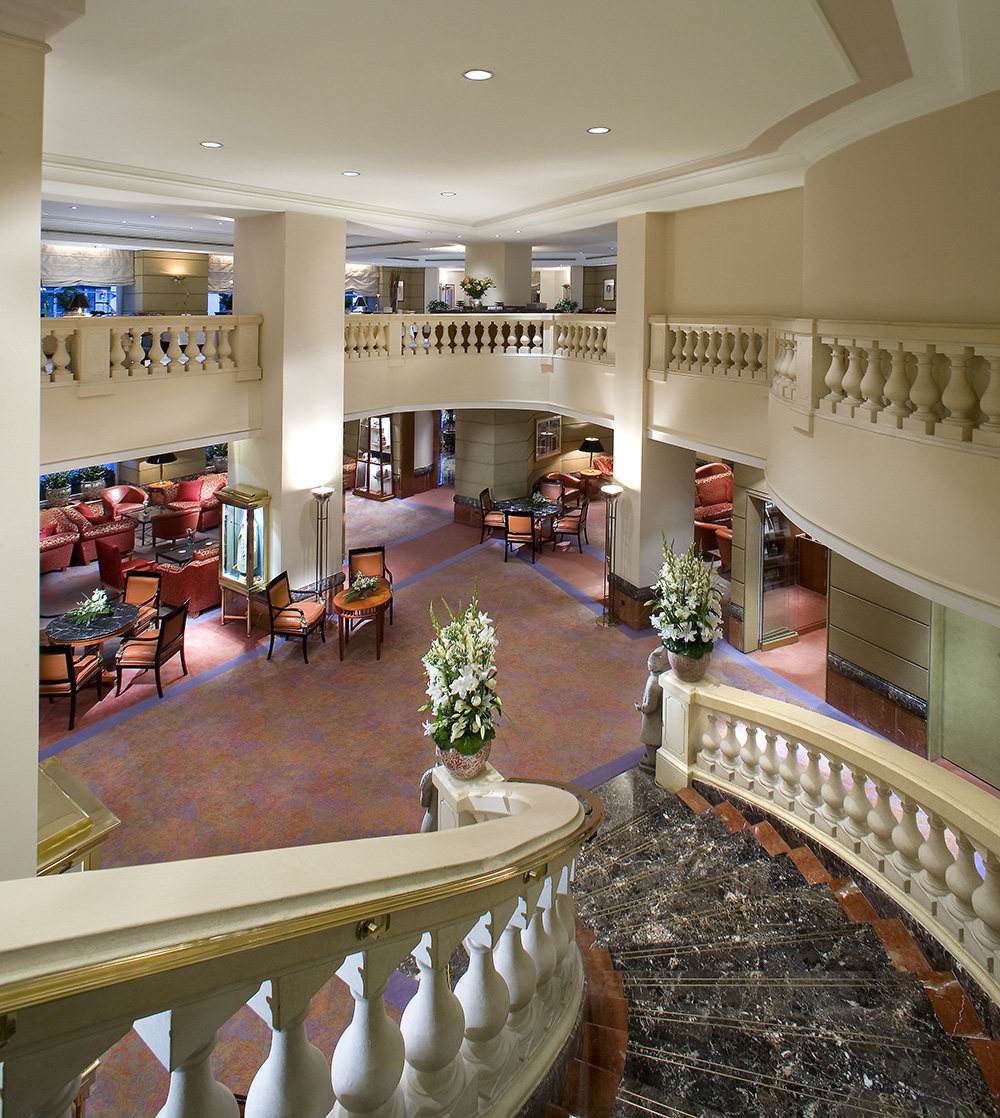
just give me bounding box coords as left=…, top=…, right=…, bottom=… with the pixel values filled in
left=704, top=329, right=719, bottom=374
left=493, top=898, right=539, bottom=1055
left=41, top=332, right=51, bottom=382
left=717, top=714, right=742, bottom=778
left=697, top=711, right=724, bottom=773
left=916, top=812, right=954, bottom=912
left=692, top=329, right=707, bottom=372
left=49, top=328, right=73, bottom=382
left=682, top=328, right=696, bottom=370
left=670, top=327, right=684, bottom=369
left=819, top=759, right=848, bottom=836
left=888, top=795, right=924, bottom=893
left=781, top=337, right=796, bottom=392
left=183, top=326, right=202, bottom=372
left=456, top=907, right=515, bottom=1104
left=523, top=876, right=558, bottom=1025
left=877, top=343, right=911, bottom=428
left=864, top=781, right=898, bottom=871
left=842, top=768, right=872, bottom=852
left=902, top=345, right=940, bottom=434
left=400, top=924, right=477, bottom=1115
left=164, top=324, right=185, bottom=373
left=331, top=942, right=414, bottom=1118
left=545, top=863, right=576, bottom=982
left=757, top=728, right=781, bottom=799
left=730, top=329, right=745, bottom=377
left=738, top=720, right=762, bottom=786
left=147, top=323, right=166, bottom=371
left=125, top=327, right=147, bottom=375
left=821, top=342, right=846, bottom=409
left=777, top=737, right=804, bottom=810
left=936, top=347, right=977, bottom=440
left=973, top=352, right=1000, bottom=446
left=717, top=327, right=731, bottom=375
left=555, top=318, right=568, bottom=356
left=134, top=985, right=256, bottom=1118
left=971, top=850, right=1000, bottom=959
left=217, top=325, right=234, bottom=369
left=201, top=323, right=219, bottom=371
left=110, top=325, right=129, bottom=378
left=837, top=343, right=866, bottom=416
left=856, top=341, right=885, bottom=421
left=245, top=964, right=337, bottom=1118
left=532, top=320, right=544, bottom=352
left=743, top=330, right=759, bottom=380
left=799, top=747, right=824, bottom=821
left=943, top=830, right=983, bottom=937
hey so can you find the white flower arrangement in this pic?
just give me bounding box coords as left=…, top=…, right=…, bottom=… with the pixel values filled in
left=344, top=573, right=379, bottom=602
left=420, top=590, right=502, bottom=755
left=66, top=588, right=111, bottom=625
left=647, top=539, right=722, bottom=659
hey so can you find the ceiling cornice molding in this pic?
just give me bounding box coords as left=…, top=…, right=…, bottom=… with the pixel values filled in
left=0, top=0, right=82, bottom=43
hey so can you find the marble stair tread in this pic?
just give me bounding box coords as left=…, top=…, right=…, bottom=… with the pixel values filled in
left=611, top=1073, right=730, bottom=1117
left=593, top=772, right=695, bottom=831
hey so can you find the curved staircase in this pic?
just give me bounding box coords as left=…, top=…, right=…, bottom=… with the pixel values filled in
left=561, top=769, right=1000, bottom=1117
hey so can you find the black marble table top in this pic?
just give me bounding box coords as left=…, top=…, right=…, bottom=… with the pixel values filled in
left=493, top=497, right=561, bottom=518
left=46, top=600, right=139, bottom=646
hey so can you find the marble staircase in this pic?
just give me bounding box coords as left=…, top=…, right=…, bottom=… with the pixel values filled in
left=563, top=769, right=1000, bottom=1117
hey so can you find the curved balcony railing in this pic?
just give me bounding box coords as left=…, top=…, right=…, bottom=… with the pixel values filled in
left=0, top=777, right=597, bottom=1118
left=657, top=674, right=1000, bottom=1008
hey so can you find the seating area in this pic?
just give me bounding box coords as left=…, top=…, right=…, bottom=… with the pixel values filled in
left=156, top=473, right=228, bottom=530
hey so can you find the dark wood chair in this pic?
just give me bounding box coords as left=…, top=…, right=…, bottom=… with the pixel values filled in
left=123, top=569, right=162, bottom=634
left=265, top=572, right=326, bottom=663
left=115, top=600, right=189, bottom=698
left=347, top=546, right=395, bottom=624
left=479, top=488, right=506, bottom=544
left=552, top=496, right=590, bottom=552
left=504, top=513, right=538, bottom=563
left=39, top=645, right=104, bottom=730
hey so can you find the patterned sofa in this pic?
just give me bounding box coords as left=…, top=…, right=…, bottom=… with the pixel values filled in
left=149, top=544, right=221, bottom=616
left=39, top=508, right=79, bottom=573
left=45, top=502, right=137, bottom=565
left=162, top=474, right=228, bottom=531
left=694, top=464, right=734, bottom=523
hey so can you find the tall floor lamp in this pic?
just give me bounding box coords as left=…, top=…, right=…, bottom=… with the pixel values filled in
left=311, top=485, right=334, bottom=600
left=598, top=483, right=623, bottom=627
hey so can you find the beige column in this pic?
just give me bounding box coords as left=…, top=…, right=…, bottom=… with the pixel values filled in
left=233, top=213, right=346, bottom=588
left=612, top=213, right=695, bottom=627
left=463, top=242, right=532, bottom=306
left=454, top=410, right=535, bottom=502
left=0, top=3, right=84, bottom=879
left=121, top=250, right=209, bottom=314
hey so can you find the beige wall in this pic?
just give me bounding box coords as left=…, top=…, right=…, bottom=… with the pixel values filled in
left=583, top=265, right=616, bottom=312
left=378, top=267, right=425, bottom=312
left=124, top=249, right=210, bottom=315
left=803, top=90, right=1000, bottom=322
left=665, top=189, right=803, bottom=317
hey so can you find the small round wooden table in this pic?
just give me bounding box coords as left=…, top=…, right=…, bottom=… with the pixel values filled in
left=332, top=585, right=392, bottom=661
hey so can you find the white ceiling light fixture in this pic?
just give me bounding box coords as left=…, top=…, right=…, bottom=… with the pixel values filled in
left=440, top=191, right=457, bottom=197
left=342, top=170, right=361, bottom=177
left=587, top=126, right=611, bottom=134
left=463, top=68, right=493, bottom=81
left=200, top=140, right=223, bottom=148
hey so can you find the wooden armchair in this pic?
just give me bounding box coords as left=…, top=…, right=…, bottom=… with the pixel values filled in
left=40, top=645, right=104, bottom=730
left=265, top=572, right=326, bottom=663
left=348, top=546, right=394, bottom=624
left=123, top=569, right=162, bottom=634
left=504, top=513, right=538, bottom=563
left=479, top=489, right=506, bottom=544
left=552, top=496, right=590, bottom=552
left=115, top=600, right=189, bottom=698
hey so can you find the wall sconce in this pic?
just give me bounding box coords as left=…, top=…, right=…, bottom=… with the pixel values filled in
left=172, top=274, right=187, bottom=284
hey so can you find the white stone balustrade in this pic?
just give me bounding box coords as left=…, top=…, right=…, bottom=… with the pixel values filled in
left=647, top=316, right=771, bottom=384
left=657, top=672, right=1000, bottom=1006
left=40, top=315, right=262, bottom=385
left=0, top=778, right=590, bottom=1118
left=345, top=313, right=614, bottom=366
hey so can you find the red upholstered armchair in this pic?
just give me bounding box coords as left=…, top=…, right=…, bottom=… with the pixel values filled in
left=150, top=507, right=201, bottom=543
left=95, top=538, right=151, bottom=592
left=149, top=545, right=221, bottom=616
left=60, top=502, right=136, bottom=564
left=101, top=484, right=147, bottom=520
left=164, top=473, right=228, bottom=530
left=694, top=465, right=733, bottom=523
left=40, top=507, right=78, bottom=574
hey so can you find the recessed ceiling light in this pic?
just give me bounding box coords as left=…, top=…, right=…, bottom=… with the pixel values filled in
left=200, top=140, right=223, bottom=149
left=219, top=221, right=226, bottom=225
left=148, top=213, right=156, bottom=218
left=587, top=126, right=611, bottom=135
left=42, top=211, right=48, bottom=216
left=495, top=234, right=501, bottom=239
left=69, top=205, right=78, bottom=211
left=515, top=230, right=521, bottom=234
left=342, top=170, right=360, bottom=177
left=463, top=69, right=493, bottom=81
left=440, top=191, right=457, bottom=197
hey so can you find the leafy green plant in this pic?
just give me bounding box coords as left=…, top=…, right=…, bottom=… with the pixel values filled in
left=42, top=471, right=71, bottom=489
left=206, top=443, right=229, bottom=459
left=554, top=298, right=579, bottom=313
left=427, top=299, right=448, bottom=312
left=80, top=464, right=107, bottom=481
left=646, top=538, right=723, bottom=659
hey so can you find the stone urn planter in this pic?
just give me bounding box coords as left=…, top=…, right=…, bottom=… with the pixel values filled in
left=44, top=484, right=72, bottom=508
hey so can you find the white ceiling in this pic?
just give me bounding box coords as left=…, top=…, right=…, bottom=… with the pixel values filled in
left=35, top=0, right=1000, bottom=263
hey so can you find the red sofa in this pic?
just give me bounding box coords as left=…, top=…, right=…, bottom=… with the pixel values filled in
left=39, top=508, right=79, bottom=573
left=150, top=545, right=221, bottom=616
left=162, top=473, right=228, bottom=531
left=54, top=502, right=137, bottom=565
left=694, top=464, right=733, bottom=523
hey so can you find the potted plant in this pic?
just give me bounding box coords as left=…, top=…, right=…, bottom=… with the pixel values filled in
left=426, top=299, right=448, bottom=312
left=206, top=443, right=229, bottom=471
left=42, top=470, right=72, bottom=507
left=420, top=590, right=502, bottom=779
left=79, top=464, right=108, bottom=501
left=459, top=276, right=495, bottom=309
left=647, top=538, right=723, bottom=681
left=554, top=298, right=579, bottom=313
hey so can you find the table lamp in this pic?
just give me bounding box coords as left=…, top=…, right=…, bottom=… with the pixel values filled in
left=578, top=437, right=605, bottom=469
left=145, top=452, right=177, bottom=482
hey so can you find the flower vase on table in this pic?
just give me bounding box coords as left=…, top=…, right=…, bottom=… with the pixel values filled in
left=459, top=276, right=495, bottom=313
left=647, top=538, right=722, bottom=683
left=343, top=573, right=378, bottom=603
left=420, top=589, right=502, bottom=781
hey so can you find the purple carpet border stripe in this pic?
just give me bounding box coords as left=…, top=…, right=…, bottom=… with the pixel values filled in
left=384, top=969, right=418, bottom=1011
left=573, top=746, right=645, bottom=791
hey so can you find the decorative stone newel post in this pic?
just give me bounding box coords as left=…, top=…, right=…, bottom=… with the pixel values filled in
left=456, top=909, right=515, bottom=1102
left=245, top=964, right=337, bottom=1118
left=332, top=945, right=414, bottom=1118
left=134, top=985, right=257, bottom=1118
left=400, top=924, right=478, bottom=1115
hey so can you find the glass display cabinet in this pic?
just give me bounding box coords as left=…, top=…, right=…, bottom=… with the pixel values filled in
left=218, top=485, right=270, bottom=633
left=356, top=415, right=394, bottom=500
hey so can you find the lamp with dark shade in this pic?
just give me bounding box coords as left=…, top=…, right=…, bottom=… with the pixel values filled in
left=578, top=436, right=605, bottom=468
left=145, top=452, right=177, bottom=482
left=66, top=291, right=91, bottom=316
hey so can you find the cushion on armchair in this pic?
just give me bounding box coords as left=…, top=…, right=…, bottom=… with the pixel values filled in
left=40, top=522, right=56, bottom=539
left=177, top=479, right=203, bottom=502
left=75, top=501, right=109, bottom=525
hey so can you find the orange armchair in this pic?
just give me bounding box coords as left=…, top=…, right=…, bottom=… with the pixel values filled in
left=265, top=572, right=326, bottom=663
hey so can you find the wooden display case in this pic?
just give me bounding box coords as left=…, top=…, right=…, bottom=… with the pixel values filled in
left=356, top=416, right=394, bottom=500
left=218, top=484, right=270, bottom=633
